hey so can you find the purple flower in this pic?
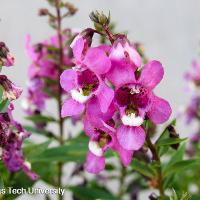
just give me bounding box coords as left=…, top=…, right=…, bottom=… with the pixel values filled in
left=111, top=60, right=172, bottom=151
left=23, top=78, right=47, bottom=114
left=0, top=75, right=22, bottom=101
left=106, top=36, right=142, bottom=87
left=0, top=42, right=14, bottom=67
left=0, top=106, right=39, bottom=180
left=84, top=98, right=133, bottom=173
left=185, top=60, right=200, bottom=87
left=60, top=29, right=172, bottom=174
left=60, top=45, right=114, bottom=116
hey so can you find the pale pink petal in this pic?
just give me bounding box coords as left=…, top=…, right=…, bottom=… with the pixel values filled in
left=84, top=47, right=111, bottom=75
left=147, top=95, right=172, bottom=124
left=125, top=43, right=142, bottom=67
left=106, top=61, right=136, bottom=88
left=61, top=98, right=85, bottom=117
left=117, top=125, right=145, bottom=151
left=60, top=69, right=77, bottom=92
left=84, top=152, right=105, bottom=174
left=138, top=60, right=164, bottom=89
left=70, top=35, right=85, bottom=62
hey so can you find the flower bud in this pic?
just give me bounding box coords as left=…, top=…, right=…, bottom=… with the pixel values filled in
left=64, top=2, right=77, bottom=15
left=38, top=8, right=49, bottom=16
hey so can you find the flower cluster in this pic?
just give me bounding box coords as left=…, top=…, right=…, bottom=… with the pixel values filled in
left=0, top=42, right=38, bottom=180
left=60, top=29, right=172, bottom=174
left=184, top=60, right=200, bottom=123
left=24, top=29, right=74, bottom=119
left=184, top=60, right=200, bottom=156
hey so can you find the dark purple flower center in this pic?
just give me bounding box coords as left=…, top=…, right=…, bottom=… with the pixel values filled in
left=94, top=129, right=112, bottom=148
left=77, top=69, right=99, bottom=96
left=115, top=84, right=149, bottom=108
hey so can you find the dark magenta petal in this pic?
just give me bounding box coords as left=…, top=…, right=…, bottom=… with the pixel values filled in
left=147, top=95, right=172, bottom=124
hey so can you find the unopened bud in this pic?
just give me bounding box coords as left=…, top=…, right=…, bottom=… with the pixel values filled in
left=89, top=11, right=110, bottom=27
left=65, top=2, right=77, bottom=15
left=38, top=8, right=49, bottom=16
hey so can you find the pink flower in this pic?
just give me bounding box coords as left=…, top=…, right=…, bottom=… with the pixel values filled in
left=60, top=28, right=172, bottom=174
left=84, top=98, right=133, bottom=173
left=106, top=36, right=142, bottom=87
left=113, top=60, right=172, bottom=150
left=60, top=68, right=114, bottom=116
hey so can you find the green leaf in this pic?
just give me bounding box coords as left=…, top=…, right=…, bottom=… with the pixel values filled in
left=25, top=114, right=57, bottom=123
left=163, top=159, right=198, bottom=177
left=69, top=186, right=118, bottom=200
left=131, top=159, right=156, bottom=178
left=23, top=125, right=57, bottom=139
left=156, top=138, right=187, bottom=147
left=0, top=99, right=9, bottom=112
left=23, top=140, right=52, bottom=160
left=166, top=144, right=186, bottom=168
left=156, top=119, right=176, bottom=144
left=30, top=134, right=88, bottom=163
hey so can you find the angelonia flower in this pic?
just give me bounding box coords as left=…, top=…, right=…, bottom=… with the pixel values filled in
left=24, top=29, right=75, bottom=117
left=0, top=42, right=14, bottom=67
left=0, top=105, right=39, bottom=180
left=0, top=75, right=22, bottom=101
left=0, top=42, right=38, bottom=180
left=184, top=60, right=200, bottom=123
left=60, top=29, right=172, bottom=174
left=184, top=59, right=200, bottom=157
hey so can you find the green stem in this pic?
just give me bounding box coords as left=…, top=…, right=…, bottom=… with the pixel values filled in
left=117, top=166, right=126, bottom=199
left=55, top=1, right=64, bottom=200
left=146, top=133, right=165, bottom=198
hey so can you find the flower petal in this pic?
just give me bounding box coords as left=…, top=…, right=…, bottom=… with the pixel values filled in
left=61, top=98, right=85, bottom=117
left=86, top=98, right=115, bottom=128
left=139, top=60, right=164, bottom=89
left=114, top=141, right=134, bottom=166
left=106, top=61, right=136, bottom=88
left=96, top=82, right=114, bottom=113
left=84, top=151, right=105, bottom=174
left=124, top=43, right=142, bottom=67
left=147, top=95, right=172, bottom=124
left=84, top=47, right=111, bottom=75
left=117, top=125, right=145, bottom=151
left=60, top=69, right=77, bottom=92
left=70, top=35, right=85, bottom=62
left=83, top=116, right=96, bottom=137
